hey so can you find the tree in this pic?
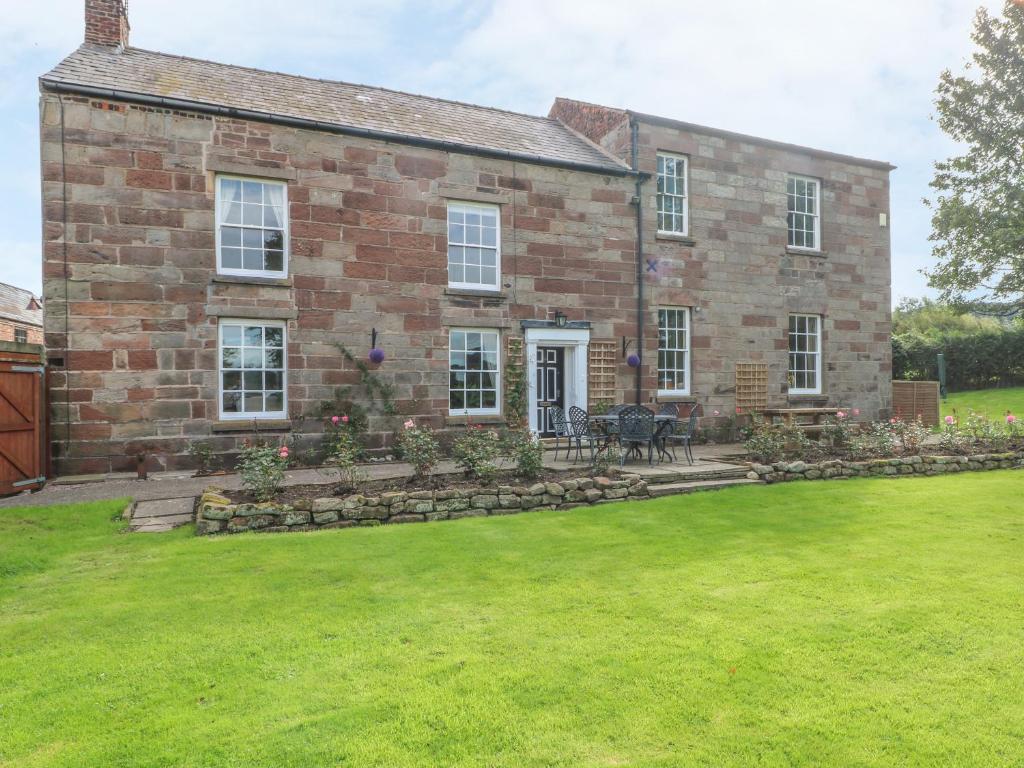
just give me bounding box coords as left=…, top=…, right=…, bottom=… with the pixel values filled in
left=927, top=2, right=1024, bottom=316
left=892, top=297, right=1002, bottom=337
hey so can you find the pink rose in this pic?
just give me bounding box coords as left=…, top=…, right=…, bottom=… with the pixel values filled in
left=404, top=419, right=415, bottom=429
left=852, top=408, right=860, bottom=416
left=713, top=409, right=720, bottom=417
left=837, top=411, right=846, bottom=419
left=945, top=415, right=955, bottom=425
left=1007, top=414, right=1017, bottom=425
left=890, top=418, right=898, bottom=424
left=278, top=446, right=289, bottom=458
left=331, top=416, right=339, bottom=425
left=341, top=415, right=349, bottom=424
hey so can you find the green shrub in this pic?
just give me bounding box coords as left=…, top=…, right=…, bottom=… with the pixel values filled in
left=452, top=424, right=500, bottom=483
left=396, top=420, right=441, bottom=481
left=888, top=417, right=930, bottom=455
left=504, top=429, right=545, bottom=480
left=187, top=441, right=216, bottom=475
left=323, top=416, right=365, bottom=487
left=821, top=411, right=856, bottom=447
left=892, top=325, right=1024, bottom=391
left=236, top=442, right=289, bottom=501
left=742, top=416, right=787, bottom=463
left=591, top=441, right=621, bottom=475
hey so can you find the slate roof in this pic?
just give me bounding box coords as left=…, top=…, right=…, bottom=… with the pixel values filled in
left=41, top=45, right=629, bottom=174
left=0, top=282, right=42, bottom=328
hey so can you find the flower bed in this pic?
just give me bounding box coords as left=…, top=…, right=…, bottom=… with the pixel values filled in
left=748, top=450, right=1023, bottom=484
left=196, top=475, right=650, bottom=535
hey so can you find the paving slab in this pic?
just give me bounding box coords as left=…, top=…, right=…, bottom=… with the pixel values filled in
left=130, top=497, right=195, bottom=532
left=0, top=444, right=749, bottom=510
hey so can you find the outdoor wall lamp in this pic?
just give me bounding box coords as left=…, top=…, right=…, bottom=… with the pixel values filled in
left=554, top=311, right=567, bottom=328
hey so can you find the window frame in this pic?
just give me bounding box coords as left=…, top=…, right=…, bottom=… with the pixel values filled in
left=786, top=174, right=821, bottom=251
left=787, top=313, right=823, bottom=395
left=217, top=318, right=288, bottom=421
left=13, top=327, right=27, bottom=344
left=657, top=307, right=691, bottom=397
left=656, top=152, right=689, bottom=236
left=448, top=327, right=501, bottom=417
left=446, top=201, right=501, bottom=291
left=214, top=174, right=290, bottom=279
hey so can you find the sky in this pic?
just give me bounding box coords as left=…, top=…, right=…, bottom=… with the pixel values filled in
left=0, top=0, right=1003, bottom=302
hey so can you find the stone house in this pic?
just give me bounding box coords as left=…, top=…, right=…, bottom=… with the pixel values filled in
left=39, top=0, right=892, bottom=475
left=0, top=282, right=44, bottom=346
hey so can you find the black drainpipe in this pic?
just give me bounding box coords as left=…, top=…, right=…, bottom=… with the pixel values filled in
left=631, top=117, right=644, bottom=406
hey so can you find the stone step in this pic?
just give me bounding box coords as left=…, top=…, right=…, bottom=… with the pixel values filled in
left=648, top=477, right=762, bottom=497
left=639, top=467, right=751, bottom=485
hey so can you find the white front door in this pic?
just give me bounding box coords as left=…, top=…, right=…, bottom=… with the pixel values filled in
left=524, top=327, right=590, bottom=435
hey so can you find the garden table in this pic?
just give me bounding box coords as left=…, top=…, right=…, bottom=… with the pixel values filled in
left=590, top=412, right=679, bottom=462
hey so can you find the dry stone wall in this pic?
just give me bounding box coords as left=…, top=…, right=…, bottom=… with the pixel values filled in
left=749, top=452, right=1023, bottom=483
left=196, top=474, right=650, bottom=535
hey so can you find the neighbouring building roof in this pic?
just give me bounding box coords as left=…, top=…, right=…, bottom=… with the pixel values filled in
left=0, top=282, right=43, bottom=328
left=40, top=45, right=630, bottom=175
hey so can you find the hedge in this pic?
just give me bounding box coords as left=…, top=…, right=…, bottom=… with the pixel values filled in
left=893, top=327, right=1024, bottom=391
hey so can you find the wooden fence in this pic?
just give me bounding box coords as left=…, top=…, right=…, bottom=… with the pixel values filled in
left=892, top=380, right=941, bottom=427
left=0, top=342, right=46, bottom=496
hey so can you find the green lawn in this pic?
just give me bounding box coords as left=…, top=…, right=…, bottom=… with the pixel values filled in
left=942, top=386, right=1024, bottom=419
left=2, top=476, right=1023, bottom=767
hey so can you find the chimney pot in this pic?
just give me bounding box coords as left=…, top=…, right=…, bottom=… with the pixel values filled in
left=84, top=0, right=130, bottom=48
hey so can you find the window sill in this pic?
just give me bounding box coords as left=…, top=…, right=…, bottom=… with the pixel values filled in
left=211, top=419, right=292, bottom=433
left=212, top=274, right=293, bottom=288
left=445, top=414, right=505, bottom=426
left=444, top=287, right=507, bottom=300
left=784, top=247, right=827, bottom=258
left=656, top=393, right=695, bottom=403
left=656, top=232, right=697, bottom=246
left=786, top=393, right=826, bottom=402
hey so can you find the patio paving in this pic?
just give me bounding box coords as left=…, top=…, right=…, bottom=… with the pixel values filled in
left=0, top=443, right=749, bottom=512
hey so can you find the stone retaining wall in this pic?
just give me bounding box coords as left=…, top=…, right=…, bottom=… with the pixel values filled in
left=748, top=451, right=1023, bottom=483
left=196, top=475, right=650, bottom=535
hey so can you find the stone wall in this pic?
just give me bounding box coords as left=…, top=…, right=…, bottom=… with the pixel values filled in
left=40, top=93, right=637, bottom=475
left=196, top=474, right=650, bottom=535
left=551, top=101, right=894, bottom=424
left=748, top=452, right=1023, bottom=483
left=41, top=89, right=893, bottom=476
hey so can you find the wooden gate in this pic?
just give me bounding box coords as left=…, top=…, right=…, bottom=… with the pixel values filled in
left=0, top=343, right=46, bottom=496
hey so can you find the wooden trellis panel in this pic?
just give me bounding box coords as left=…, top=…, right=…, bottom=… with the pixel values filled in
left=589, top=341, right=618, bottom=407
left=506, top=336, right=523, bottom=366
left=735, top=363, right=768, bottom=413
left=892, top=380, right=940, bottom=427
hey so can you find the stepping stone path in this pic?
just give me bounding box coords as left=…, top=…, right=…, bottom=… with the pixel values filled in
left=130, top=497, right=195, bottom=532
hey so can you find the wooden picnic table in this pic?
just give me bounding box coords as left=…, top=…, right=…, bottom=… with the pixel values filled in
left=762, top=407, right=840, bottom=429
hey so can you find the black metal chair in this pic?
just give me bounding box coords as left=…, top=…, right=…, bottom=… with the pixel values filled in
left=568, top=406, right=599, bottom=464
left=601, top=404, right=627, bottom=447
left=617, top=405, right=656, bottom=466
left=657, top=403, right=679, bottom=418
left=548, top=405, right=573, bottom=461
left=663, top=405, right=701, bottom=465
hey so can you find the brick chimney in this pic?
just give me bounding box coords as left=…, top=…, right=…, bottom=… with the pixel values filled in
left=85, top=0, right=130, bottom=48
